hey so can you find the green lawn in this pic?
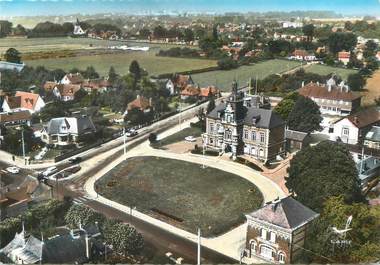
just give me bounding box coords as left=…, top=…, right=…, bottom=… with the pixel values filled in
left=191, top=59, right=301, bottom=91
left=25, top=50, right=216, bottom=76
left=305, top=64, right=357, bottom=81
left=158, top=126, right=203, bottom=146
left=96, top=156, right=263, bottom=237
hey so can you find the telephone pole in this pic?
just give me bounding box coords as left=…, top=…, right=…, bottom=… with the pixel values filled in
left=197, top=228, right=201, bottom=265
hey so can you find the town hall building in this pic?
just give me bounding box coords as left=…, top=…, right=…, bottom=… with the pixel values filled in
left=203, top=81, right=286, bottom=162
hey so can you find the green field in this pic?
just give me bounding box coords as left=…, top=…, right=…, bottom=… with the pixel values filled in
left=305, top=64, right=357, bottom=81
left=96, top=156, right=263, bottom=237
left=191, top=59, right=301, bottom=91
left=0, top=37, right=193, bottom=53
left=25, top=50, right=216, bottom=76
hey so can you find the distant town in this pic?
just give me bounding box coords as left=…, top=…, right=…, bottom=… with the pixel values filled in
left=0, top=7, right=379, bottom=265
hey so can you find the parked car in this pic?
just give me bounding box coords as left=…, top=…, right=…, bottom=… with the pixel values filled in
left=126, top=129, right=138, bottom=137
left=41, top=166, right=58, bottom=177
left=6, top=166, right=20, bottom=174
left=185, top=136, right=196, bottom=142
left=66, top=165, right=81, bottom=174
left=68, top=157, right=82, bottom=164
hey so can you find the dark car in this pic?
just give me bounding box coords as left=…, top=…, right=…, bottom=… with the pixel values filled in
left=66, top=165, right=81, bottom=174
left=68, top=157, right=82, bottom=164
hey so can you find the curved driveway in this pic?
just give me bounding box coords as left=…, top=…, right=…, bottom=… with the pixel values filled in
left=82, top=118, right=285, bottom=263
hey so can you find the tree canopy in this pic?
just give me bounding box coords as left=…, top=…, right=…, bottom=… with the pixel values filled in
left=286, top=141, right=365, bottom=212
left=4, top=48, right=21, bottom=64
left=273, top=92, right=299, bottom=120
left=304, top=196, right=380, bottom=263
left=347, top=73, right=366, bottom=91
left=328, top=32, right=357, bottom=54
left=287, top=96, right=322, bottom=133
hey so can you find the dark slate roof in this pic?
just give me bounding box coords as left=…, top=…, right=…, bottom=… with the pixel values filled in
left=285, top=129, right=309, bottom=142
left=45, top=116, right=96, bottom=135
left=42, top=234, right=88, bottom=264
left=208, top=102, right=284, bottom=129
left=248, top=196, right=319, bottom=230
left=365, top=126, right=380, bottom=142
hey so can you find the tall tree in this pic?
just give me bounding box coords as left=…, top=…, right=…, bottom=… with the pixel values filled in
left=129, top=60, right=141, bottom=81
left=108, top=66, right=118, bottom=84
left=287, top=96, right=322, bottom=133
left=183, top=28, right=194, bottom=43
left=286, top=141, right=364, bottom=212
left=0, top=20, right=12, bottom=37
left=4, top=48, right=21, bottom=64
left=302, top=24, right=315, bottom=42
left=347, top=73, right=366, bottom=91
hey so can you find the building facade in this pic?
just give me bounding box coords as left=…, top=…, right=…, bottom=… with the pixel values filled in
left=245, top=197, right=318, bottom=264
left=203, top=81, right=285, bottom=162
left=299, top=79, right=361, bottom=117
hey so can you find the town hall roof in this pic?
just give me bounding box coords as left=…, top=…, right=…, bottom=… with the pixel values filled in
left=208, top=102, right=284, bottom=129
left=247, top=196, right=318, bottom=230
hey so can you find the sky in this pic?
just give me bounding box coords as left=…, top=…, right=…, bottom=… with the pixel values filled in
left=0, top=0, right=379, bottom=17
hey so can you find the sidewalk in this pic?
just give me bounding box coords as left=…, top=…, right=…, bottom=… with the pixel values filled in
left=82, top=119, right=284, bottom=263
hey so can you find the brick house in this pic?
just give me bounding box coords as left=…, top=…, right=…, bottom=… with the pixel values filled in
left=245, top=197, right=318, bottom=263
left=203, top=81, right=285, bottom=162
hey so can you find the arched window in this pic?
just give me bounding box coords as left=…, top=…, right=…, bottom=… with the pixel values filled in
left=278, top=252, right=286, bottom=263
left=249, top=240, right=257, bottom=257
left=259, top=148, right=264, bottom=157
left=260, top=245, right=274, bottom=260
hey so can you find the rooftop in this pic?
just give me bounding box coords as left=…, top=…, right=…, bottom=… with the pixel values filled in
left=247, top=196, right=319, bottom=230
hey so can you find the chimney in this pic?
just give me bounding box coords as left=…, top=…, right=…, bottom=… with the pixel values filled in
left=354, top=116, right=359, bottom=125
left=328, top=84, right=332, bottom=92
left=137, top=94, right=140, bottom=99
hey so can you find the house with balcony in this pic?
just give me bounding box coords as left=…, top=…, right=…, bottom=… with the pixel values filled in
left=41, top=116, right=96, bottom=146
left=244, top=196, right=318, bottom=264
left=203, top=81, right=285, bottom=162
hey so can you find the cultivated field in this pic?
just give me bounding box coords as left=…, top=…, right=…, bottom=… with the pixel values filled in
left=362, top=70, right=380, bottom=106
left=305, top=64, right=357, bottom=81
left=96, top=156, right=263, bottom=237
left=0, top=37, right=191, bottom=53
left=191, top=59, right=301, bottom=91
left=26, top=50, right=217, bottom=76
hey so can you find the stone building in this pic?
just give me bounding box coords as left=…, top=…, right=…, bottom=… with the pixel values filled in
left=203, top=81, right=285, bottom=162
left=245, top=197, right=319, bottom=263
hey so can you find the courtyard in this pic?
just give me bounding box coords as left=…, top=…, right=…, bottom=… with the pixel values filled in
left=95, top=156, right=263, bottom=237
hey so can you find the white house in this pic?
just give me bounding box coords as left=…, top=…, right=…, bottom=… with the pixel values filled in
left=2, top=91, right=45, bottom=114
left=331, top=108, right=380, bottom=145
left=41, top=116, right=96, bottom=146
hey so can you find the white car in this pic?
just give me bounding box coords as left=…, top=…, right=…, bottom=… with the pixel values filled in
left=41, top=166, right=58, bottom=177
left=6, top=166, right=20, bottom=174
left=185, top=136, right=196, bottom=142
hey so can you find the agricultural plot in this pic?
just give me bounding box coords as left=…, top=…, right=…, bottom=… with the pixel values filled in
left=96, top=156, right=263, bottom=237
left=305, top=64, right=357, bottom=81
left=26, top=51, right=217, bottom=76
left=191, top=59, right=301, bottom=91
